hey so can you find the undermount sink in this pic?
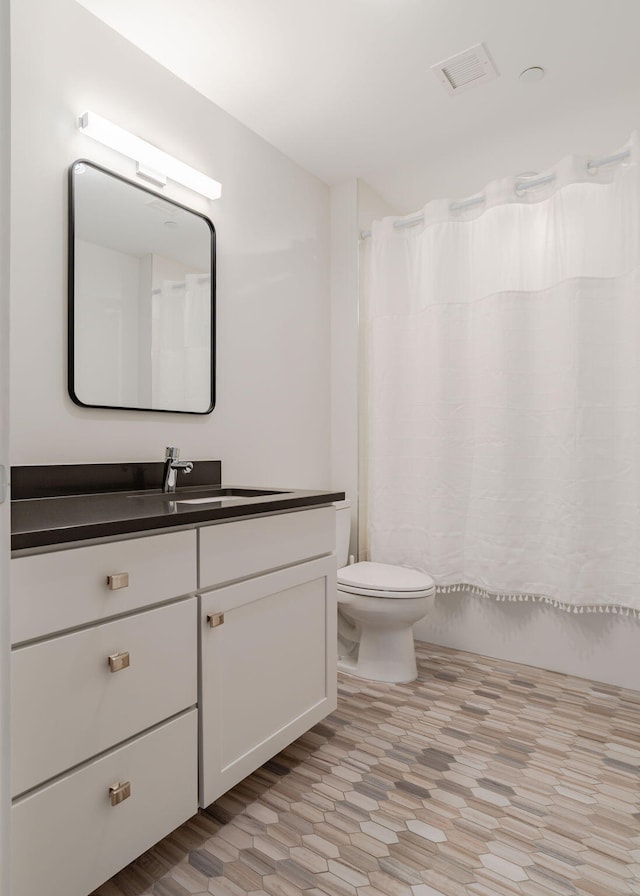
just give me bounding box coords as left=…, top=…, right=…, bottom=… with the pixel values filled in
left=177, top=496, right=249, bottom=505
left=177, top=488, right=290, bottom=503
left=128, top=487, right=290, bottom=504
left=177, top=494, right=274, bottom=505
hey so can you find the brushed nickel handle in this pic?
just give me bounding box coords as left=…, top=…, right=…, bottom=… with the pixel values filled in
left=109, top=781, right=131, bottom=806
left=106, top=572, right=129, bottom=591
left=108, top=651, right=130, bottom=673
left=207, top=612, right=224, bottom=628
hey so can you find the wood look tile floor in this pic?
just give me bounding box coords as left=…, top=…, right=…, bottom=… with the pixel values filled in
left=92, top=642, right=640, bottom=896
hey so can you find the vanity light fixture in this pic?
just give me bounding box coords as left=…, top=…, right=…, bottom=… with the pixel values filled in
left=78, top=111, right=222, bottom=200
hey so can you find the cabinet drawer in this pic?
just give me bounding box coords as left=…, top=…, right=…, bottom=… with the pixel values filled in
left=11, top=529, right=197, bottom=643
left=198, top=506, right=335, bottom=590
left=12, top=598, right=197, bottom=796
left=12, top=709, right=197, bottom=896
left=200, top=556, right=337, bottom=807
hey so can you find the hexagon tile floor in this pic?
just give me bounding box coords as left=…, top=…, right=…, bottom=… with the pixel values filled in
left=92, top=642, right=640, bottom=896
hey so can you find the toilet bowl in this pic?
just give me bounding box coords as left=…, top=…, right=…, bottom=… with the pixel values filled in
left=334, top=501, right=435, bottom=683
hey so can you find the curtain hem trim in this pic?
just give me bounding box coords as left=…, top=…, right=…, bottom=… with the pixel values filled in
left=435, top=584, right=640, bottom=618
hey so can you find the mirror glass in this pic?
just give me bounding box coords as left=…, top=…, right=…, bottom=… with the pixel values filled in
left=69, top=160, right=215, bottom=414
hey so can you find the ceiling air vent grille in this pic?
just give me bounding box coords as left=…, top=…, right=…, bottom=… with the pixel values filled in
left=432, top=43, right=499, bottom=95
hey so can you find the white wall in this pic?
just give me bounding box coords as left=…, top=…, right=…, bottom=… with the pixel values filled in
left=74, top=240, right=142, bottom=407
left=330, top=180, right=358, bottom=553
left=10, top=0, right=331, bottom=489
left=0, top=0, right=10, bottom=889
left=330, top=180, right=396, bottom=559
left=356, top=181, right=397, bottom=560
left=414, top=593, right=640, bottom=692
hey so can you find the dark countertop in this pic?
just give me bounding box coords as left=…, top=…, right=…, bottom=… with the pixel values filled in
left=11, top=462, right=345, bottom=552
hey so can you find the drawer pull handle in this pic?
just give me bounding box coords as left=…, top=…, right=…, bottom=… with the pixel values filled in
left=109, top=781, right=131, bottom=806
left=106, top=572, right=129, bottom=591
left=207, top=612, right=225, bottom=628
left=108, top=651, right=130, bottom=673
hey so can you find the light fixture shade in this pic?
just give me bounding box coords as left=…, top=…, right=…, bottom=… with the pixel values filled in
left=79, top=111, right=222, bottom=200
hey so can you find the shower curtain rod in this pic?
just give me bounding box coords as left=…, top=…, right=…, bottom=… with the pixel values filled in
left=360, top=148, right=631, bottom=240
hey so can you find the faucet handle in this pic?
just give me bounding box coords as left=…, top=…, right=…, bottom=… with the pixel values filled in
left=165, top=446, right=179, bottom=461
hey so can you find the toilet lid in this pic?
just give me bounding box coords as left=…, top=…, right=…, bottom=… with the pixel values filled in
left=337, top=561, right=435, bottom=599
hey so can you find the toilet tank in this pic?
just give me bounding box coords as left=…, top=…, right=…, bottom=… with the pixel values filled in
left=334, top=499, right=352, bottom=569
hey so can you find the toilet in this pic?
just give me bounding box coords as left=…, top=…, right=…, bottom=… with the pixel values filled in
left=334, top=500, right=435, bottom=683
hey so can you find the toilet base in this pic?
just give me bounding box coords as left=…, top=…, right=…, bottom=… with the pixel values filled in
left=337, top=657, right=418, bottom=684
left=337, top=624, right=418, bottom=683
left=337, top=590, right=433, bottom=684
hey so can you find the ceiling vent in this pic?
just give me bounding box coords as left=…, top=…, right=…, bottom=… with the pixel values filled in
left=432, top=43, right=499, bottom=95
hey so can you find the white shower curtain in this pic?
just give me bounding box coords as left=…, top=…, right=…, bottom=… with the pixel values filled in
left=152, top=273, right=211, bottom=412
left=366, top=133, right=640, bottom=616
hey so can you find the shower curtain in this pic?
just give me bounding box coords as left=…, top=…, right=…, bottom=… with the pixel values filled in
left=152, top=273, right=211, bottom=411
left=366, top=133, right=640, bottom=616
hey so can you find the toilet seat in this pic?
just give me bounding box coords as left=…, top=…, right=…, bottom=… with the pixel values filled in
left=337, top=561, right=435, bottom=600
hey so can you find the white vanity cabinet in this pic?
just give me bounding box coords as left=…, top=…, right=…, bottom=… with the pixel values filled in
left=198, top=507, right=337, bottom=807
left=10, top=530, right=199, bottom=896
left=9, top=503, right=338, bottom=896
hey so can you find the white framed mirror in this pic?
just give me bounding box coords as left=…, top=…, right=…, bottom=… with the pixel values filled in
left=68, top=160, right=216, bottom=414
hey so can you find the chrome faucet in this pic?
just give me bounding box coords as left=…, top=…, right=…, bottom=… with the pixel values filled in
left=163, top=446, right=194, bottom=493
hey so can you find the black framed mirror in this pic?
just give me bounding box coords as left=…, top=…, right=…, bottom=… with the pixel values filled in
left=69, top=160, right=216, bottom=414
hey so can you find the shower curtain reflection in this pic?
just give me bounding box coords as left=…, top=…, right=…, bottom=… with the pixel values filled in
left=152, top=274, right=212, bottom=412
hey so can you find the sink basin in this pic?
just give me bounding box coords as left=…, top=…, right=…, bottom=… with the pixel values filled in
left=177, top=495, right=259, bottom=505
left=176, top=487, right=290, bottom=506
left=128, top=487, right=290, bottom=504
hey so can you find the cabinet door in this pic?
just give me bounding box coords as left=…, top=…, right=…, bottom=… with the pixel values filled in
left=199, top=556, right=337, bottom=807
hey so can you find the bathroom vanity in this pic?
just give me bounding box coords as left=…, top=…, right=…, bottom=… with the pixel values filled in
left=10, top=462, right=343, bottom=896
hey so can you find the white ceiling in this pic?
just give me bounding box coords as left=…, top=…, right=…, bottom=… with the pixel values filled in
left=76, top=0, right=640, bottom=212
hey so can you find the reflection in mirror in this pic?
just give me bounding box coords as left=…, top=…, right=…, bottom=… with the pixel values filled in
left=69, top=160, right=215, bottom=413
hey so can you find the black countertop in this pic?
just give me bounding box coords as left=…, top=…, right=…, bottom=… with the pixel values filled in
left=11, top=462, right=345, bottom=552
